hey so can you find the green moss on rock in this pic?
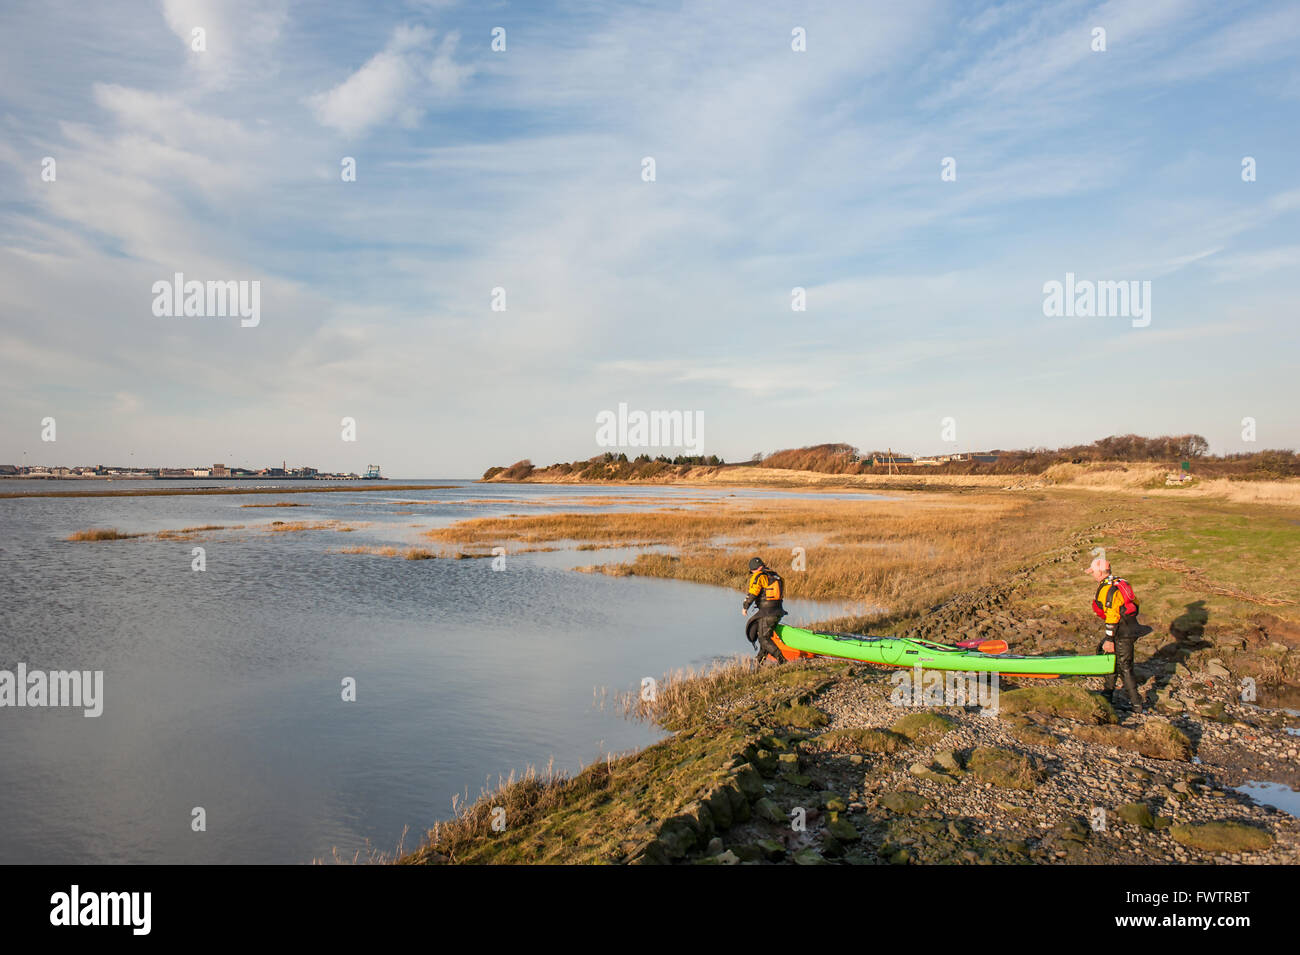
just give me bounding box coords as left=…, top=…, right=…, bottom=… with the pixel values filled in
left=998, top=685, right=1116, bottom=724
left=1170, top=821, right=1273, bottom=853
left=890, top=712, right=956, bottom=744
left=968, top=747, right=1044, bottom=790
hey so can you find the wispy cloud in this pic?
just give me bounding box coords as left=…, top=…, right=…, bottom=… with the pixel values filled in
left=308, top=25, right=473, bottom=136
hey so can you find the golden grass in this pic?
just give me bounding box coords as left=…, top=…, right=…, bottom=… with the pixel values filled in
left=66, top=527, right=141, bottom=541
left=155, top=524, right=242, bottom=540
left=609, top=655, right=763, bottom=727
left=267, top=520, right=347, bottom=532
left=428, top=494, right=1079, bottom=619
left=335, top=545, right=400, bottom=557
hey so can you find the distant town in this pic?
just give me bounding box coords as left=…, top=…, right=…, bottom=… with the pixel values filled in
left=0, top=462, right=386, bottom=481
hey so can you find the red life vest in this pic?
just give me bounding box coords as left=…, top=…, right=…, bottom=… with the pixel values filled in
left=1093, top=577, right=1139, bottom=619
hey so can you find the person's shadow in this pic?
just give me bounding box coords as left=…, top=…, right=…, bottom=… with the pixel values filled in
left=1145, top=600, right=1211, bottom=693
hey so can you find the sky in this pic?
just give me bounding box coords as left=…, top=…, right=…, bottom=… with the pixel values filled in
left=1, top=0, right=1297, bottom=477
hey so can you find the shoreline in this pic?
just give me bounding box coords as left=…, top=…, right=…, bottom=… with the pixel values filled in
left=0, top=483, right=456, bottom=499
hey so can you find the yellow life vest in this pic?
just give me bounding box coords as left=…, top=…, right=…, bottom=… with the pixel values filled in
left=748, top=569, right=784, bottom=601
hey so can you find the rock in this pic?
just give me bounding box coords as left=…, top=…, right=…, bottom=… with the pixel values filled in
left=792, top=847, right=826, bottom=865
left=754, top=798, right=786, bottom=824
left=657, top=826, right=696, bottom=859
left=968, top=747, right=1044, bottom=790
left=630, top=841, right=670, bottom=865
left=826, top=816, right=860, bottom=842
left=1053, top=816, right=1091, bottom=843
left=880, top=791, right=933, bottom=814
left=733, top=764, right=766, bottom=799
left=706, top=837, right=724, bottom=855
left=695, top=849, right=740, bottom=865
left=731, top=844, right=764, bottom=863
left=820, top=791, right=848, bottom=812
left=703, top=790, right=733, bottom=830
left=1118, top=802, right=1155, bottom=829
left=754, top=839, right=786, bottom=861
left=820, top=833, right=845, bottom=858
left=935, top=750, right=964, bottom=774
left=1170, top=821, right=1273, bottom=853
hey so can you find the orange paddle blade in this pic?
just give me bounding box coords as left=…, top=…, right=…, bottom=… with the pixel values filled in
left=976, top=639, right=1009, bottom=655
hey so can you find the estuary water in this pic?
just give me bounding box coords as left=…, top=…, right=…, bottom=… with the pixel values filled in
left=0, top=479, right=882, bottom=863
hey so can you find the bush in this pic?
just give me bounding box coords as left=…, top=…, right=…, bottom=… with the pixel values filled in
left=500, top=459, right=534, bottom=481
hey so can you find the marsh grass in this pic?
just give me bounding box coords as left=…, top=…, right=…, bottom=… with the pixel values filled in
left=66, top=527, right=142, bottom=541
left=155, top=524, right=241, bottom=540
left=428, top=495, right=1078, bottom=621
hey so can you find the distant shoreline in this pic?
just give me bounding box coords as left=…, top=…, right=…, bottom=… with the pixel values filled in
left=0, top=483, right=455, bottom=500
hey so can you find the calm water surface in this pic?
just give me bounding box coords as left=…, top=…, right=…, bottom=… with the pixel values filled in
left=0, top=479, right=883, bottom=863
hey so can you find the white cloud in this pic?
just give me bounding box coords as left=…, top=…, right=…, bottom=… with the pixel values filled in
left=159, top=0, right=287, bottom=88
left=308, top=26, right=473, bottom=137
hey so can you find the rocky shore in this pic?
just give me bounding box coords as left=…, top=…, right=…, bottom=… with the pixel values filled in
left=656, top=667, right=1298, bottom=866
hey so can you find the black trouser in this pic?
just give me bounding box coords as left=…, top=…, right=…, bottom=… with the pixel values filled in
left=1098, top=617, right=1141, bottom=708
left=749, top=610, right=786, bottom=665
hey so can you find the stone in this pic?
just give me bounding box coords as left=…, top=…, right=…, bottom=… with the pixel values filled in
left=826, top=816, right=860, bottom=842
left=754, top=798, right=786, bottom=824
left=935, top=750, right=964, bottom=774
left=1118, top=803, right=1155, bottom=829
left=820, top=791, right=848, bottom=812
left=792, top=847, right=826, bottom=865
left=733, top=764, right=766, bottom=799
left=732, top=844, right=765, bottom=863
left=880, top=791, right=933, bottom=814
left=1053, top=816, right=1091, bottom=843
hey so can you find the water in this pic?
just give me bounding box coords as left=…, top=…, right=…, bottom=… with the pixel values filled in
left=0, top=479, right=883, bottom=863
left=1235, top=782, right=1300, bottom=818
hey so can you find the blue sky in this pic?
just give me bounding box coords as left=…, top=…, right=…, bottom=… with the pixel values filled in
left=1, top=0, right=1297, bottom=476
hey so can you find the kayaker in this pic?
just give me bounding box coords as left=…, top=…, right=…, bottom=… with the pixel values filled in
left=742, top=556, right=787, bottom=665
left=1088, top=556, right=1144, bottom=714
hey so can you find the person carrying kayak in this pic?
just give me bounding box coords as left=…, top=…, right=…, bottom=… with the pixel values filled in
left=742, top=556, right=787, bottom=665
left=1088, top=556, right=1144, bottom=714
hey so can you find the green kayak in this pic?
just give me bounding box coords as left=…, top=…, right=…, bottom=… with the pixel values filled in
left=773, top=624, right=1114, bottom=677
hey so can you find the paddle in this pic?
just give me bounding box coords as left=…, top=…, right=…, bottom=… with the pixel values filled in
left=955, top=638, right=1009, bottom=654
